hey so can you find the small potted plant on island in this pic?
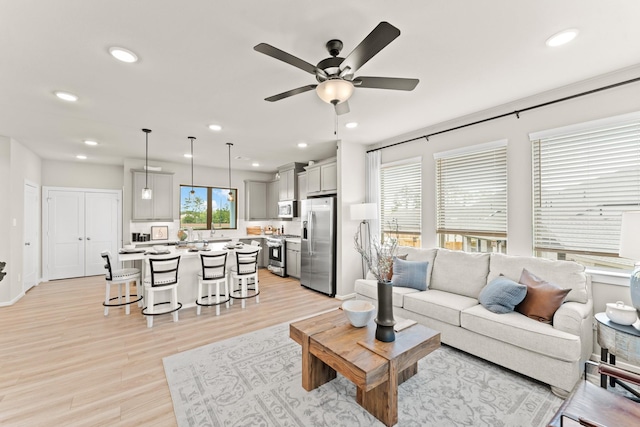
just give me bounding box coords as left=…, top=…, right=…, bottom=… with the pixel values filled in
left=354, top=220, right=399, bottom=342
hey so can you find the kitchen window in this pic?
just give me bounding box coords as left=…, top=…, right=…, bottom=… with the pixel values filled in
left=380, top=158, right=422, bottom=247
left=435, top=140, right=507, bottom=253
left=180, top=185, right=237, bottom=230
left=531, top=111, right=640, bottom=270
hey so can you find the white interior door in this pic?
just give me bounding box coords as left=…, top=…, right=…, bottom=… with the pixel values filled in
left=23, top=183, right=38, bottom=291
left=85, top=192, right=119, bottom=276
left=47, top=190, right=85, bottom=280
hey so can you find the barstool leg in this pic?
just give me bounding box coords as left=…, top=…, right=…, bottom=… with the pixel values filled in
left=125, top=280, right=131, bottom=315
left=215, top=282, right=221, bottom=316
left=104, top=282, right=110, bottom=316
left=197, top=280, right=203, bottom=316
left=225, top=279, right=230, bottom=309
left=241, top=278, right=247, bottom=309
left=146, top=290, right=154, bottom=328
left=172, top=287, right=179, bottom=323
left=255, top=276, right=259, bottom=304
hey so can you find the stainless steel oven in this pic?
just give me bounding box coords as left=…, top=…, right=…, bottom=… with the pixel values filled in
left=266, top=236, right=286, bottom=276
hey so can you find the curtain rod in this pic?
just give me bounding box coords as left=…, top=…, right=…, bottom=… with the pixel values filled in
left=366, top=75, right=640, bottom=154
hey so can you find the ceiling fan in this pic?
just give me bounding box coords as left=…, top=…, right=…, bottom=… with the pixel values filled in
left=254, top=21, right=419, bottom=115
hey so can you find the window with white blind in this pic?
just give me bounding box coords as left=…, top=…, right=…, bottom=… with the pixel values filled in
left=531, top=112, right=640, bottom=269
left=435, top=140, right=507, bottom=253
left=380, top=159, right=422, bottom=247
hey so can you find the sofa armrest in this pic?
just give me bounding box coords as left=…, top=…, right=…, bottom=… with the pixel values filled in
left=553, top=300, right=593, bottom=335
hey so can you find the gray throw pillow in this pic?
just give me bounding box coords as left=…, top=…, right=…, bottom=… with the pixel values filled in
left=391, top=258, right=428, bottom=291
left=479, top=276, right=527, bottom=314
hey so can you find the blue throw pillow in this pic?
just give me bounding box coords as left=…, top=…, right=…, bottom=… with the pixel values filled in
left=479, top=276, right=527, bottom=314
left=391, top=258, right=428, bottom=291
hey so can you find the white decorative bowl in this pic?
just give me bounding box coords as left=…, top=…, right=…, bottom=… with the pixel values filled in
left=153, top=245, right=166, bottom=252
left=342, top=300, right=376, bottom=328
left=606, top=301, right=638, bottom=326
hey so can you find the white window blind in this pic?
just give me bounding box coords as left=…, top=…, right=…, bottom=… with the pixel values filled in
left=532, top=118, right=640, bottom=256
left=435, top=142, right=507, bottom=237
left=380, top=160, right=421, bottom=235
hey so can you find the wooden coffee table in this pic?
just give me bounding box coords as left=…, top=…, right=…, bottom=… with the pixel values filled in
left=290, top=309, right=440, bottom=427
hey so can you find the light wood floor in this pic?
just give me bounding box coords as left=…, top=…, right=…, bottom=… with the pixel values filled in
left=0, top=271, right=342, bottom=426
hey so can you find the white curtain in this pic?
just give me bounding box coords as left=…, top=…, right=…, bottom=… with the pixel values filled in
left=366, top=150, right=381, bottom=242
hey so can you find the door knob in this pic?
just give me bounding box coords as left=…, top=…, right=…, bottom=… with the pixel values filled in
left=24, top=242, right=30, bottom=246
left=78, top=237, right=83, bottom=240
left=86, top=237, right=91, bottom=240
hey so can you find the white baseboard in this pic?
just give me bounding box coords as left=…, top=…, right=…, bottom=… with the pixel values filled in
left=0, top=291, right=25, bottom=306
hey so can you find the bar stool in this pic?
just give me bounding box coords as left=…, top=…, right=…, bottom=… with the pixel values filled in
left=229, top=247, right=261, bottom=309
left=141, top=255, right=182, bottom=328
left=101, top=251, right=142, bottom=315
left=196, top=251, right=229, bottom=316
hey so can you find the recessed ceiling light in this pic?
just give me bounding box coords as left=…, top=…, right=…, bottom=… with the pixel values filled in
left=545, top=29, right=579, bottom=47
left=297, top=142, right=308, bottom=148
left=345, top=122, right=358, bottom=129
left=76, top=155, right=87, bottom=160
left=84, top=140, right=98, bottom=146
left=108, top=46, right=138, bottom=63
left=251, top=162, right=260, bottom=167
left=184, top=153, right=192, bottom=158
left=209, top=124, right=222, bottom=131
left=54, top=91, right=78, bottom=102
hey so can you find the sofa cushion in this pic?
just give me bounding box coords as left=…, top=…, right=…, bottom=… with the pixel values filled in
left=391, top=258, right=428, bottom=291
left=365, top=253, right=409, bottom=281
left=515, top=269, right=571, bottom=324
left=461, top=304, right=582, bottom=362
left=488, top=253, right=588, bottom=304
left=403, top=290, right=479, bottom=326
left=429, top=249, right=490, bottom=299
left=396, top=246, right=438, bottom=289
left=478, top=276, right=527, bottom=314
left=354, top=279, right=419, bottom=308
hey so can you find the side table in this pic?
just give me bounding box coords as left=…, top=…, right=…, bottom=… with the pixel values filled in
left=594, top=312, right=640, bottom=399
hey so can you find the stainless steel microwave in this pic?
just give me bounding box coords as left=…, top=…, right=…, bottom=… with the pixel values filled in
left=277, top=200, right=297, bottom=218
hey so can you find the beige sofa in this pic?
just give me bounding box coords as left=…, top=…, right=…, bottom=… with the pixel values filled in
left=354, top=247, right=593, bottom=395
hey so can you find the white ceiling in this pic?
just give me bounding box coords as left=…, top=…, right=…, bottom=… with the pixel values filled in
left=2, top=0, right=640, bottom=172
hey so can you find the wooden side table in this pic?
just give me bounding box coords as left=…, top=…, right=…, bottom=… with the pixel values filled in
left=594, top=312, right=640, bottom=398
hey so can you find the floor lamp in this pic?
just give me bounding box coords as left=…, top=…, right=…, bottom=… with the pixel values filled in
left=350, top=203, right=378, bottom=279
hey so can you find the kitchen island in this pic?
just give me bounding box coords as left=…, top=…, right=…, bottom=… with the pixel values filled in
left=118, top=243, right=259, bottom=312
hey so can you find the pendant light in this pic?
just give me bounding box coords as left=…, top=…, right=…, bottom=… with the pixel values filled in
left=188, top=136, right=196, bottom=197
left=226, top=142, right=234, bottom=202
left=141, top=128, right=152, bottom=200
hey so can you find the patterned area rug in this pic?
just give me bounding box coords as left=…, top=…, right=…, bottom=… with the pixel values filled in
left=163, top=321, right=562, bottom=426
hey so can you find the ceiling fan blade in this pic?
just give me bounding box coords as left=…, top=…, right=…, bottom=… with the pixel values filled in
left=334, top=101, right=350, bottom=115
left=254, top=43, right=321, bottom=76
left=339, top=22, right=400, bottom=75
left=265, top=84, right=317, bottom=102
left=353, top=76, right=419, bottom=91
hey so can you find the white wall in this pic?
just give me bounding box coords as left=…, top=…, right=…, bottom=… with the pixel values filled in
left=1, top=139, right=41, bottom=305
left=336, top=140, right=366, bottom=298
left=0, top=136, right=11, bottom=302
left=42, top=160, right=124, bottom=189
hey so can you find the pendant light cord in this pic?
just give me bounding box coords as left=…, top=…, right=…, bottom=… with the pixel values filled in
left=142, top=128, right=152, bottom=188
left=188, top=136, right=196, bottom=193
left=226, top=142, right=233, bottom=200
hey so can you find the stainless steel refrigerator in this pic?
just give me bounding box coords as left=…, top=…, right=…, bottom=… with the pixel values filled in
left=300, top=196, right=336, bottom=297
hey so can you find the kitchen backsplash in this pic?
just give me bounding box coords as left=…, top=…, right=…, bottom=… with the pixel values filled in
left=129, top=218, right=302, bottom=242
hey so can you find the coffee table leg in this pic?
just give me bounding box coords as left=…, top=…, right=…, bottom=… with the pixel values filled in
left=356, top=360, right=399, bottom=427
left=301, top=334, right=336, bottom=391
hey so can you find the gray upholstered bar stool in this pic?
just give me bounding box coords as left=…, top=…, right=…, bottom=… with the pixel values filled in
left=196, top=251, right=229, bottom=316
left=229, top=247, right=261, bottom=309
left=142, top=255, right=182, bottom=328
left=101, top=251, right=142, bottom=316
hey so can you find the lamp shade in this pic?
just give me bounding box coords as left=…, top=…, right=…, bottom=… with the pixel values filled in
left=350, top=203, right=377, bottom=221
left=619, top=211, right=640, bottom=260
left=316, top=79, right=354, bottom=104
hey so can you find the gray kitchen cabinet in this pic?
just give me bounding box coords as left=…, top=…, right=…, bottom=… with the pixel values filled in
left=244, top=180, right=268, bottom=220
left=286, top=240, right=301, bottom=278
left=304, top=157, right=337, bottom=197
left=266, top=179, right=280, bottom=219
left=278, top=162, right=305, bottom=201
left=297, top=172, right=307, bottom=217
left=132, top=170, right=174, bottom=221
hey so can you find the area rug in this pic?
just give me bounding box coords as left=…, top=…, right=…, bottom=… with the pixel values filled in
left=163, top=321, right=562, bottom=427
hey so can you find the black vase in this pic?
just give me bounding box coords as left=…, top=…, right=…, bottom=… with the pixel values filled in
left=375, top=280, right=396, bottom=342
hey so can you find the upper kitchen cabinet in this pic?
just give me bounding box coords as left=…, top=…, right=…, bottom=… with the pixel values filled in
left=132, top=170, right=174, bottom=221
left=305, top=157, right=337, bottom=197
left=267, top=179, right=280, bottom=219
left=278, top=162, right=305, bottom=201
left=244, top=180, right=268, bottom=220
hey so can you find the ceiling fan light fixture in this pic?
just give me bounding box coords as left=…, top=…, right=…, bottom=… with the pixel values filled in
left=316, top=79, right=354, bottom=104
